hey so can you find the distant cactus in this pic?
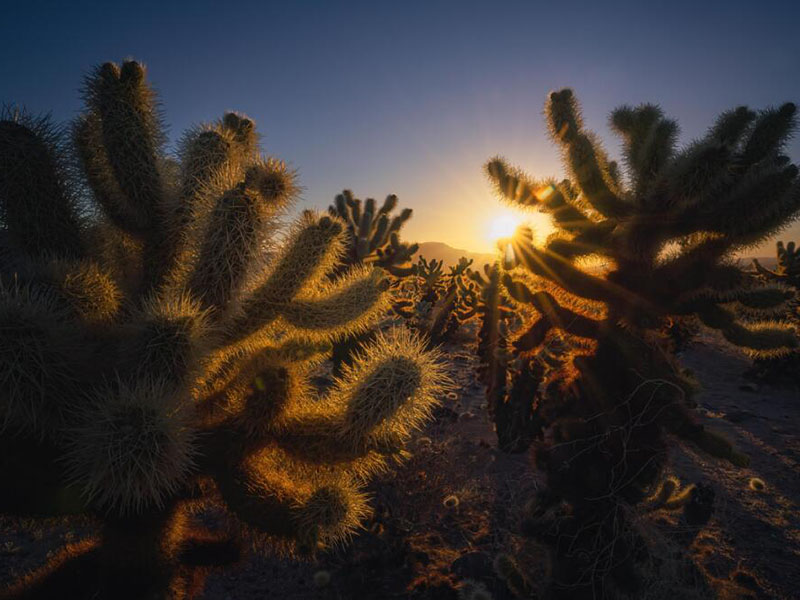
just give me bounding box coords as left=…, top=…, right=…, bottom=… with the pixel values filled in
left=328, top=189, right=418, bottom=277
left=753, top=240, right=800, bottom=287
left=0, top=60, right=447, bottom=599
left=470, top=262, right=540, bottom=453
left=415, top=256, right=445, bottom=305
left=426, top=257, right=477, bottom=345
left=486, top=89, right=799, bottom=597
left=327, top=190, right=418, bottom=375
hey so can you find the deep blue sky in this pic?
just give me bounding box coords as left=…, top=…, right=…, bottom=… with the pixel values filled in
left=3, top=0, right=799, bottom=253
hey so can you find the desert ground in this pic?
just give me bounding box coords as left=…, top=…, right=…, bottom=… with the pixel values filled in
left=2, top=325, right=797, bottom=600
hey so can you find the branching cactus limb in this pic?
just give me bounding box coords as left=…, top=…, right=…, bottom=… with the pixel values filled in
left=328, top=190, right=418, bottom=277
left=325, top=190, right=419, bottom=374
left=469, top=262, right=540, bottom=452
left=0, top=60, right=448, bottom=600
left=425, top=257, right=476, bottom=346
left=485, top=89, right=799, bottom=597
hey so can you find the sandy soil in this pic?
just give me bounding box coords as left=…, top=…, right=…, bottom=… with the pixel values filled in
left=1, top=329, right=797, bottom=599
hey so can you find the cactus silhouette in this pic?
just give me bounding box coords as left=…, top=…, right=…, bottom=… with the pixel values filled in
left=415, top=255, right=445, bottom=305
left=326, top=190, right=419, bottom=375
left=753, top=240, right=800, bottom=287
left=486, top=89, right=799, bottom=597
left=0, top=60, right=447, bottom=600
left=470, top=262, right=541, bottom=453
left=426, top=256, right=477, bottom=345
left=328, top=189, right=418, bottom=277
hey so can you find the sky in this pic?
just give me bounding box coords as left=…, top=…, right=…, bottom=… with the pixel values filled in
left=3, top=0, right=800, bottom=254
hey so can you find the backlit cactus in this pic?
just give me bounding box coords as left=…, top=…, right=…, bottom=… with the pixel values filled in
left=426, top=257, right=477, bottom=345
left=753, top=240, right=800, bottom=287
left=470, top=262, right=541, bottom=453
left=486, top=89, right=799, bottom=597
left=0, top=60, right=446, bottom=599
left=415, top=255, right=445, bottom=305
left=328, top=189, right=418, bottom=277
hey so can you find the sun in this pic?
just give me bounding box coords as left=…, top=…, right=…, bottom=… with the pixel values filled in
left=488, top=212, right=521, bottom=241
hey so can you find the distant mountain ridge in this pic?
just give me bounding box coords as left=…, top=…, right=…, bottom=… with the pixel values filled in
left=415, top=242, right=497, bottom=268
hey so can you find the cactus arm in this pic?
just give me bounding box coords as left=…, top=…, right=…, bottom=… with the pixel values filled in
left=377, top=194, right=398, bottom=216
left=544, top=221, right=616, bottom=260
left=186, top=162, right=294, bottom=312
left=327, top=191, right=417, bottom=277
left=694, top=303, right=797, bottom=357
left=485, top=159, right=596, bottom=234
left=708, top=106, right=756, bottom=146
left=0, top=113, right=85, bottom=259
left=741, top=103, right=797, bottom=165
left=84, top=61, right=165, bottom=228
left=700, top=164, right=800, bottom=242
left=159, top=113, right=259, bottom=291
left=369, top=214, right=390, bottom=252
left=510, top=237, right=644, bottom=312
left=387, top=208, right=412, bottom=236
left=227, top=213, right=346, bottom=342
left=502, top=279, right=601, bottom=344
left=74, top=112, right=148, bottom=234
left=545, top=89, right=629, bottom=218
left=279, top=266, right=390, bottom=340
left=609, top=104, right=678, bottom=195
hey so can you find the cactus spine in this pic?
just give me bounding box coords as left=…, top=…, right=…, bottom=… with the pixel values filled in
left=0, top=60, right=447, bottom=600
left=486, top=89, right=799, bottom=597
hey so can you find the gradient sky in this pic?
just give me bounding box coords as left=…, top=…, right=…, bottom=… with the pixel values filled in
left=3, top=0, right=800, bottom=253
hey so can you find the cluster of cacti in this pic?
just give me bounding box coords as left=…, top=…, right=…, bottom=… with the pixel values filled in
left=425, top=257, right=478, bottom=345
left=391, top=255, right=478, bottom=345
left=328, top=189, right=418, bottom=277
left=485, top=89, right=799, bottom=597
left=326, top=189, right=419, bottom=375
left=753, top=240, right=800, bottom=287
left=406, top=255, right=445, bottom=310
left=469, top=261, right=542, bottom=453
left=0, top=60, right=447, bottom=599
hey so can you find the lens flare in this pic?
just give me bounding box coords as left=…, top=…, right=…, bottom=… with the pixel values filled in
left=488, top=213, right=520, bottom=241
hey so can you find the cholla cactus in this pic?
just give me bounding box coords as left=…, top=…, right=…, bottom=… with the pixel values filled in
left=426, top=257, right=477, bottom=345
left=486, top=89, right=799, bottom=597
left=415, top=256, right=445, bottom=304
left=328, top=189, right=418, bottom=277
left=470, top=262, right=541, bottom=453
left=753, top=240, right=800, bottom=287
left=326, top=190, right=418, bottom=374
left=0, top=60, right=447, bottom=599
